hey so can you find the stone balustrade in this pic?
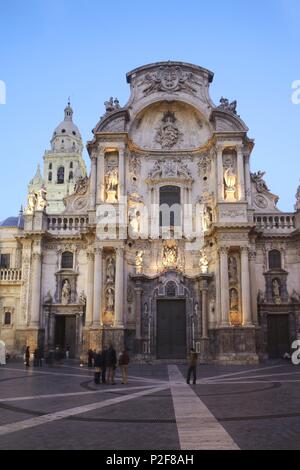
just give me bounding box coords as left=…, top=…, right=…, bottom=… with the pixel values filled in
left=47, top=216, right=89, bottom=232
left=254, top=214, right=295, bottom=232
left=0, top=268, right=22, bottom=282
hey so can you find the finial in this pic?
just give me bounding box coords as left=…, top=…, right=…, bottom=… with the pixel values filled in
left=68, top=96, right=71, bottom=107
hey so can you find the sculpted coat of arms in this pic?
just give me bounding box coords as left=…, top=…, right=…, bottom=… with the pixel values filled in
left=155, top=111, right=183, bottom=149
left=143, top=66, right=198, bottom=95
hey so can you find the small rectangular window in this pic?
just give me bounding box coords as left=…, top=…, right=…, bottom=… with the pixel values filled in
left=0, top=254, right=10, bottom=269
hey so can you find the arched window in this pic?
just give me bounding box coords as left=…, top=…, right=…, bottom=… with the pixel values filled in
left=69, top=171, right=73, bottom=181
left=4, top=312, right=11, bottom=325
left=70, top=162, right=73, bottom=169
left=269, top=250, right=282, bottom=269
left=48, top=171, right=52, bottom=182
left=159, top=186, right=181, bottom=228
left=57, top=167, right=65, bottom=184
left=61, top=251, right=74, bottom=269
left=49, top=163, right=52, bottom=170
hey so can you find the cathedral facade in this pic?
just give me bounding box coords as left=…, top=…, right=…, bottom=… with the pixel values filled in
left=1, top=61, right=300, bottom=363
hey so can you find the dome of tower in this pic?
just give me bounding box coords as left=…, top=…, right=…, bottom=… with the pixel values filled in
left=51, top=101, right=83, bottom=153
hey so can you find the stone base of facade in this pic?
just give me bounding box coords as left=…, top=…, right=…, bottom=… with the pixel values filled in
left=82, top=327, right=125, bottom=362
left=15, top=328, right=45, bottom=355
left=213, top=326, right=260, bottom=364
left=199, top=338, right=212, bottom=362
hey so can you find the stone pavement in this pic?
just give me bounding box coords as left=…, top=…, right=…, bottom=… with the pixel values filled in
left=0, top=359, right=299, bottom=450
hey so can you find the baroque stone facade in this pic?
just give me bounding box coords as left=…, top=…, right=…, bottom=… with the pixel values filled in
left=1, top=61, right=300, bottom=363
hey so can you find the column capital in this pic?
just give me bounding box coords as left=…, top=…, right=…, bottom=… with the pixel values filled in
left=240, top=246, right=249, bottom=254
left=218, top=246, right=229, bottom=255
left=116, top=246, right=125, bottom=256
left=87, top=251, right=95, bottom=261
left=94, top=247, right=103, bottom=255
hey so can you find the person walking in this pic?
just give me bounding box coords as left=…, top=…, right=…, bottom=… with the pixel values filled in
left=101, top=346, right=108, bottom=384
left=119, top=350, right=130, bottom=384
left=25, top=346, right=30, bottom=368
left=187, top=348, right=198, bottom=385
left=107, top=343, right=117, bottom=385
left=94, top=351, right=103, bottom=385
left=65, top=344, right=70, bottom=359
left=87, top=349, right=93, bottom=368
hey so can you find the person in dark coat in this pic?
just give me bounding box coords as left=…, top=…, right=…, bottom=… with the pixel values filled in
left=119, top=350, right=130, bottom=384
left=187, top=348, right=198, bottom=385
left=106, top=344, right=117, bottom=384
left=25, top=346, right=30, bottom=368
left=94, top=351, right=103, bottom=385
left=87, top=349, right=94, bottom=368
left=101, top=347, right=108, bottom=384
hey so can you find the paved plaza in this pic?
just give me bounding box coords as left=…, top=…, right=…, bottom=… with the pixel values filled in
left=0, top=360, right=300, bottom=450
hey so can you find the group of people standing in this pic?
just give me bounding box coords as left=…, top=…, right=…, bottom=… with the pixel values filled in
left=87, top=344, right=130, bottom=385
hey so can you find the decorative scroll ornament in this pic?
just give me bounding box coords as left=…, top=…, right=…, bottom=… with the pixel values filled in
left=135, top=250, right=144, bottom=274
left=142, top=66, right=198, bottom=95
left=155, top=111, right=183, bottom=149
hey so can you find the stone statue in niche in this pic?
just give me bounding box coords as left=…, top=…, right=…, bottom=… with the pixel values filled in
left=129, top=211, right=141, bottom=237
left=229, top=288, right=239, bottom=312
left=106, top=257, right=115, bottom=284
left=79, top=290, right=87, bottom=305
left=203, top=205, right=212, bottom=231
left=199, top=251, right=209, bottom=274
left=251, top=171, right=269, bottom=193
left=135, top=250, right=144, bottom=274
left=105, top=168, right=119, bottom=203
left=224, top=166, right=237, bottom=202
left=106, top=287, right=115, bottom=311
left=155, top=111, right=182, bottom=149
left=228, top=256, right=238, bottom=283
left=36, top=186, right=48, bottom=211
left=272, top=279, right=281, bottom=305
left=61, top=279, right=71, bottom=305
left=163, top=240, right=178, bottom=269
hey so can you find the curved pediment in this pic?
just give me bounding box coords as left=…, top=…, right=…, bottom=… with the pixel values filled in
left=128, top=101, right=212, bottom=151
left=210, top=109, right=249, bottom=133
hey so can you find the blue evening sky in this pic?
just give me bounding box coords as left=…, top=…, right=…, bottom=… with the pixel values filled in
left=0, top=0, right=299, bottom=220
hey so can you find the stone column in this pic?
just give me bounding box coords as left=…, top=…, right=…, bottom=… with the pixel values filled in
left=97, top=147, right=105, bottom=204
left=241, top=247, right=253, bottom=326
left=135, top=287, right=143, bottom=340
left=30, top=252, right=42, bottom=326
left=89, top=156, right=97, bottom=210
left=85, top=251, right=94, bottom=326
left=118, top=148, right=125, bottom=201
left=151, top=187, right=159, bottom=239
left=244, top=153, right=252, bottom=205
left=217, top=146, right=224, bottom=201
left=200, top=279, right=209, bottom=338
left=93, top=247, right=103, bottom=326
left=219, top=247, right=230, bottom=326
left=115, top=247, right=124, bottom=328
left=249, top=249, right=258, bottom=325
left=237, top=145, right=245, bottom=201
